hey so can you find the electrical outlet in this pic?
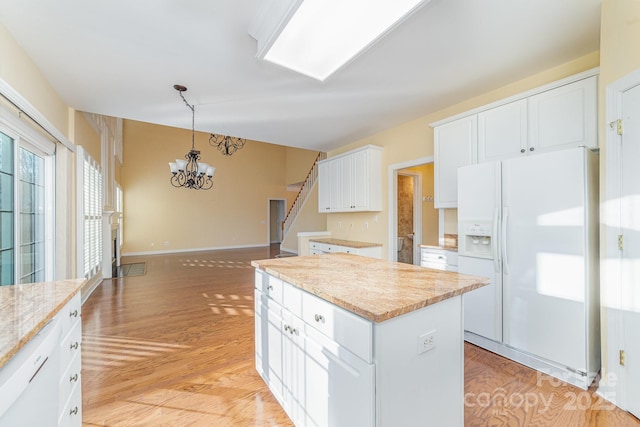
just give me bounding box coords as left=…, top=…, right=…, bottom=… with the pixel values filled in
left=417, top=330, right=436, bottom=355
left=364, top=221, right=369, bottom=229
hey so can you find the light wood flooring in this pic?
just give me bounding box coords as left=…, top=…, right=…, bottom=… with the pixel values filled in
left=81, top=246, right=639, bottom=426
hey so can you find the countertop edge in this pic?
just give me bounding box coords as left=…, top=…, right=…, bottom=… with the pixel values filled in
left=0, top=279, right=86, bottom=369
left=251, top=259, right=489, bottom=323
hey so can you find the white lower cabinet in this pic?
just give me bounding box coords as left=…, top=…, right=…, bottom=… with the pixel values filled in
left=57, top=294, right=82, bottom=427
left=255, top=270, right=464, bottom=426
left=256, top=286, right=374, bottom=427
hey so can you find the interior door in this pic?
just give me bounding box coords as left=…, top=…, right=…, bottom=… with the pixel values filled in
left=502, top=148, right=587, bottom=371
left=621, top=82, right=640, bottom=419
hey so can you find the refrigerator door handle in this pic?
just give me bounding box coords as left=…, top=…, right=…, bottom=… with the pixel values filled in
left=502, top=207, right=509, bottom=275
left=492, top=208, right=500, bottom=273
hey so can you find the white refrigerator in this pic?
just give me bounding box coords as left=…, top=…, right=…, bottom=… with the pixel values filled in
left=457, top=146, right=600, bottom=389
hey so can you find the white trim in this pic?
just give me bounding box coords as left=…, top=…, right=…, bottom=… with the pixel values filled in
left=387, top=156, right=434, bottom=261
left=430, top=68, right=600, bottom=128
left=0, top=102, right=56, bottom=156
left=122, top=243, right=270, bottom=257
left=296, top=231, right=330, bottom=237
left=0, top=78, right=74, bottom=152
left=80, top=274, right=103, bottom=305
left=597, top=67, right=640, bottom=410
left=279, top=245, right=298, bottom=255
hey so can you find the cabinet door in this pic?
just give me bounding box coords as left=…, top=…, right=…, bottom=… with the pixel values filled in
left=434, top=116, right=478, bottom=208
left=528, top=76, right=597, bottom=153
left=328, top=159, right=342, bottom=211
left=478, top=99, right=528, bottom=162
left=303, top=331, right=375, bottom=427
left=317, top=161, right=331, bottom=213
left=350, top=150, right=370, bottom=210
left=339, top=155, right=354, bottom=210
left=281, top=312, right=306, bottom=424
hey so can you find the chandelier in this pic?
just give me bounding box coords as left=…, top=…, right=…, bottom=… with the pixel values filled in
left=209, top=133, right=246, bottom=156
left=168, top=85, right=215, bottom=190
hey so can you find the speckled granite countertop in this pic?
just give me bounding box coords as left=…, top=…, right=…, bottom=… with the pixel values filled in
left=309, top=238, right=382, bottom=248
left=0, top=279, right=85, bottom=368
left=252, top=253, right=488, bottom=322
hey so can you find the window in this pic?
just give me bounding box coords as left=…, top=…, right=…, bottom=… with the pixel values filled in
left=78, top=146, right=102, bottom=280
left=0, top=132, right=14, bottom=285
left=0, top=130, right=53, bottom=286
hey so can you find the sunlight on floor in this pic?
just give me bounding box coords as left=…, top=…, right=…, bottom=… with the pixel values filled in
left=82, top=334, right=190, bottom=370
left=201, top=292, right=254, bottom=316
left=180, top=258, right=253, bottom=269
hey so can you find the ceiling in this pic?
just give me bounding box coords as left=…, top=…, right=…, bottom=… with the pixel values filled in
left=0, top=0, right=601, bottom=153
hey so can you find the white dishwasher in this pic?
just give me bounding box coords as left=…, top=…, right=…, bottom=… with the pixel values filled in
left=0, top=319, right=61, bottom=427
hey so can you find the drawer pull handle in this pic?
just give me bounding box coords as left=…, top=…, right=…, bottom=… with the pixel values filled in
left=314, top=314, right=325, bottom=323
left=70, top=373, right=79, bottom=383
left=70, top=341, right=79, bottom=350
left=69, top=309, right=79, bottom=318
left=70, top=406, right=78, bottom=416
left=290, top=327, right=298, bottom=336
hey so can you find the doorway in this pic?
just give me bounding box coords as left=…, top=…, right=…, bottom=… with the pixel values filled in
left=388, top=157, right=437, bottom=263
left=397, top=172, right=419, bottom=264
left=268, top=199, right=286, bottom=244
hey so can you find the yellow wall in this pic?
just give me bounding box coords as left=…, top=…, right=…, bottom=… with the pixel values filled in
left=286, top=147, right=319, bottom=184
left=325, top=51, right=600, bottom=258
left=0, top=24, right=69, bottom=135
left=69, top=111, right=100, bottom=162
left=121, top=120, right=299, bottom=254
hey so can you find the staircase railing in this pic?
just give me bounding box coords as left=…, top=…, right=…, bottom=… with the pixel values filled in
left=282, top=152, right=327, bottom=239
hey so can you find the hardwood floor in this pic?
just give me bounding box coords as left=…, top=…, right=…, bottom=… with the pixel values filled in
left=82, top=247, right=639, bottom=426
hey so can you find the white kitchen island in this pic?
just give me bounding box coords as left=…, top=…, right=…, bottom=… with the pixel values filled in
left=252, top=253, right=488, bottom=427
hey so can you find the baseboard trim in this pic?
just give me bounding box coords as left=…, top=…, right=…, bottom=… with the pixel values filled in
left=279, top=245, right=298, bottom=255
left=122, top=243, right=270, bottom=257
left=81, top=274, right=103, bottom=305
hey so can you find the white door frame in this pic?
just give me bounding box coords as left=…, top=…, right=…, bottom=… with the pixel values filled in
left=388, top=156, right=433, bottom=262
left=267, top=198, right=286, bottom=244
left=599, top=67, right=640, bottom=410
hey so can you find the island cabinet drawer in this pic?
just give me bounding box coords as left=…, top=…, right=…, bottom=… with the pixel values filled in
left=282, top=281, right=303, bottom=317
left=57, top=293, right=81, bottom=339
left=59, top=322, right=82, bottom=376
left=301, top=292, right=372, bottom=363
left=255, top=270, right=283, bottom=304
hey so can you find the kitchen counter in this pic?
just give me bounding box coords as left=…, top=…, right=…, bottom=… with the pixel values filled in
left=308, top=237, right=382, bottom=249
left=0, top=279, right=85, bottom=368
left=251, top=253, right=488, bottom=322
left=420, top=233, right=459, bottom=252
left=253, top=253, right=489, bottom=426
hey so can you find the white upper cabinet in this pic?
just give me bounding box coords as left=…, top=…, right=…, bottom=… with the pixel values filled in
left=318, top=145, right=382, bottom=213
left=434, top=116, right=478, bottom=208
left=433, top=70, right=598, bottom=207
left=528, top=76, right=597, bottom=153
left=478, top=99, right=528, bottom=162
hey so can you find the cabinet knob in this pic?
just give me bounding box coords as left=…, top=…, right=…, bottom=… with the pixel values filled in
left=70, top=373, right=79, bottom=383
left=69, top=309, right=78, bottom=318
left=314, top=314, right=325, bottom=323
left=520, top=148, right=525, bottom=153
left=267, top=285, right=273, bottom=291
left=70, top=407, right=78, bottom=416
left=70, top=341, right=79, bottom=350
left=284, top=324, right=290, bottom=332
left=529, top=147, right=535, bottom=151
